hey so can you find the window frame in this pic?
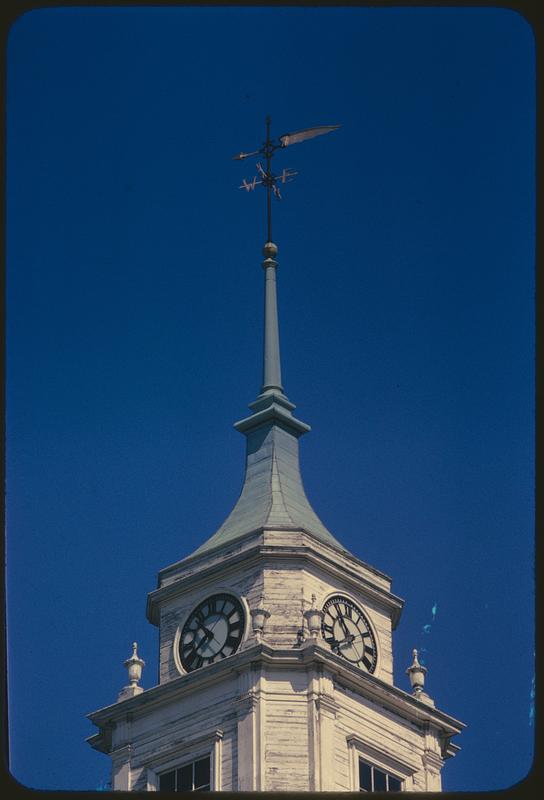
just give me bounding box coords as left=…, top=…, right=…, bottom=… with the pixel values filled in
left=358, top=758, right=403, bottom=792
left=157, top=754, right=212, bottom=792
left=347, top=733, right=417, bottom=792
left=145, top=729, right=223, bottom=791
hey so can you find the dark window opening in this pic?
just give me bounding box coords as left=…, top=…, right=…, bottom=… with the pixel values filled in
left=359, top=759, right=403, bottom=792
left=159, top=755, right=211, bottom=792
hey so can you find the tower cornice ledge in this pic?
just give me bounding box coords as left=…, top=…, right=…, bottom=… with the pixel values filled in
left=147, top=531, right=404, bottom=627
left=233, top=404, right=310, bottom=436
left=158, top=526, right=392, bottom=587
left=86, top=640, right=464, bottom=756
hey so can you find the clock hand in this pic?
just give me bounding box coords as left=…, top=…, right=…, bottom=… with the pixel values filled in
left=195, top=621, right=215, bottom=639
left=330, top=633, right=355, bottom=651
left=193, top=628, right=214, bottom=653
left=338, top=615, right=350, bottom=637
left=347, top=632, right=370, bottom=643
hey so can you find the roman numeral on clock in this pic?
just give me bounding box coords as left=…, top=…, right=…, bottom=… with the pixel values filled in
left=185, top=649, right=198, bottom=668
left=322, top=623, right=334, bottom=633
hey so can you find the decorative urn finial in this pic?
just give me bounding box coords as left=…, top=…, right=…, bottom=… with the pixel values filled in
left=406, top=648, right=435, bottom=706
left=250, top=593, right=271, bottom=643
left=303, top=593, right=324, bottom=639
left=118, top=642, right=145, bottom=701
left=406, top=648, right=426, bottom=694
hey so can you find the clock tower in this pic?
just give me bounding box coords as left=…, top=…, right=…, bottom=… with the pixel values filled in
left=87, top=239, right=464, bottom=791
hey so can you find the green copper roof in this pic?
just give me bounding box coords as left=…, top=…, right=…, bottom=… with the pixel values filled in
left=190, top=393, right=346, bottom=558
left=188, top=241, right=347, bottom=560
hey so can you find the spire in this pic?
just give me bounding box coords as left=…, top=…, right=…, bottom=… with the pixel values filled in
left=187, top=237, right=346, bottom=560
left=187, top=118, right=346, bottom=560
left=261, top=241, right=283, bottom=395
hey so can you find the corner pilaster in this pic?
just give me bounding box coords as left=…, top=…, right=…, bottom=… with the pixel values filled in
left=309, top=664, right=338, bottom=791
left=235, top=664, right=264, bottom=791
left=422, top=749, right=444, bottom=790
left=111, top=743, right=132, bottom=791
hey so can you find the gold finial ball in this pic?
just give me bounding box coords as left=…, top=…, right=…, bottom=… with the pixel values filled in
left=263, top=241, right=278, bottom=258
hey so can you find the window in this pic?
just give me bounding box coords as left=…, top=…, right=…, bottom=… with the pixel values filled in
left=347, top=734, right=414, bottom=792
left=145, top=729, right=223, bottom=791
left=159, top=755, right=211, bottom=792
left=359, top=759, right=402, bottom=792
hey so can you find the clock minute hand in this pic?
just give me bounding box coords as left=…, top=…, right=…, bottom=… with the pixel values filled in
left=193, top=628, right=214, bottom=653
left=348, top=632, right=370, bottom=643
left=196, top=621, right=215, bottom=638
left=338, top=615, right=350, bottom=637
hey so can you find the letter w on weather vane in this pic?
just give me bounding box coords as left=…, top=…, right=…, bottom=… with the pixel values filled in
left=233, top=116, right=340, bottom=241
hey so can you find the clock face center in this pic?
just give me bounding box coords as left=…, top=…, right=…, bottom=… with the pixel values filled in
left=179, top=594, right=245, bottom=672
left=194, top=613, right=229, bottom=657
left=321, top=595, right=378, bottom=673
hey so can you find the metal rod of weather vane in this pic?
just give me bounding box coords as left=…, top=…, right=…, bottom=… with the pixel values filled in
left=266, top=115, right=272, bottom=242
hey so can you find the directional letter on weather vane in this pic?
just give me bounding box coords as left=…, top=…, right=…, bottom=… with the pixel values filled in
left=233, top=116, right=340, bottom=241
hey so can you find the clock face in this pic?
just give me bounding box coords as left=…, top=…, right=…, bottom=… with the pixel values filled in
left=321, top=595, right=378, bottom=673
left=179, top=593, right=245, bottom=672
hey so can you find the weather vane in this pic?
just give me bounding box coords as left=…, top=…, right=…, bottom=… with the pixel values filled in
left=233, top=115, right=340, bottom=241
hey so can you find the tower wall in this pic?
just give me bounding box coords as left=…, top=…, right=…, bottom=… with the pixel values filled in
left=153, top=533, right=398, bottom=687
left=103, top=654, right=446, bottom=791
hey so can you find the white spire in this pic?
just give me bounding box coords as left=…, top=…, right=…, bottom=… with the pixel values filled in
left=187, top=235, right=348, bottom=560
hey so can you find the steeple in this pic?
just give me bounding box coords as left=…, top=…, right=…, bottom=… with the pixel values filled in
left=88, top=118, right=464, bottom=795
left=189, top=239, right=346, bottom=559
left=261, top=241, right=283, bottom=395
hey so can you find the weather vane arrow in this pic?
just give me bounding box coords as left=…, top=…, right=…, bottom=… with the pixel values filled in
left=233, top=115, right=340, bottom=241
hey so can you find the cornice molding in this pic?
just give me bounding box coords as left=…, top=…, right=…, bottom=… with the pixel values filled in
left=315, top=693, right=339, bottom=717
left=234, top=402, right=310, bottom=436
left=234, top=690, right=260, bottom=715
left=157, top=525, right=393, bottom=586
left=422, top=749, right=444, bottom=772
left=346, top=733, right=419, bottom=776
left=87, top=641, right=464, bottom=755
left=147, top=539, right=403, bottom=628
left=138, top=728, right=223, bottom=770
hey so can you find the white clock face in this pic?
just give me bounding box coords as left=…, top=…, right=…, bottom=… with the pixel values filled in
left=321, top=595, right=378, bottom=673
left=179, top=593, right=245, bottom=672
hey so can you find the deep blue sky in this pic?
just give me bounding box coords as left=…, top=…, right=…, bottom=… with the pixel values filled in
left=6, top=6, right=534, bottom=792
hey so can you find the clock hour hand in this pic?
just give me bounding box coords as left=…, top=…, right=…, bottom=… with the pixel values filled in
left=193, top=628, right=214, bottom=653
left=330, top=633, right=354, bottom=651
left=338, top=614, right=349, bottom=635
left=195, top=621, right=215, bottom=639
